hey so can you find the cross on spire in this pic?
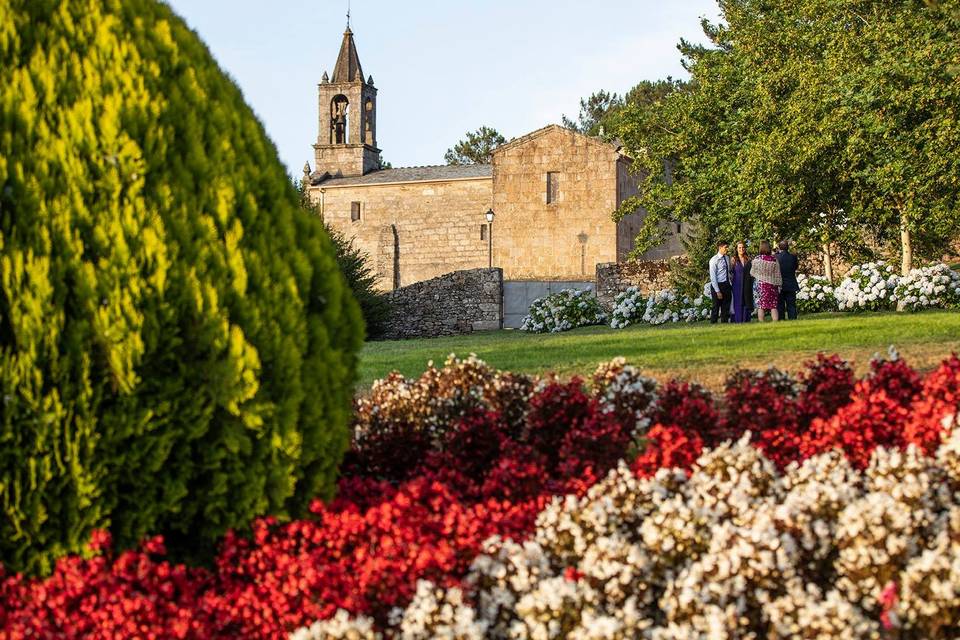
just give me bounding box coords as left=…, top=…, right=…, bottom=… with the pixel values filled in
left=346, top=0, right=351, bottom=29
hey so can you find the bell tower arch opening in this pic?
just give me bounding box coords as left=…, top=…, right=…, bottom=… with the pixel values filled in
left=364, top=97, right=374, bottom=145
left=331, top=95, right=350, bottom=144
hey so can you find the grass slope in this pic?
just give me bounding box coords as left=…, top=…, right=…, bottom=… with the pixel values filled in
left=360, top=311, right=960, bottom=389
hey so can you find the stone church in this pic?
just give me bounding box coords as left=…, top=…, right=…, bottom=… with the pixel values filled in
left=304, top=27, right=683, bottom=290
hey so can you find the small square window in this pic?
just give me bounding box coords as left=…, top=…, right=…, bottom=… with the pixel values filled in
left=351, top=201, right=361, bottom=222
left=546, top=172, right=559, bottom=204
left=480, top=224, right=488, bottom=241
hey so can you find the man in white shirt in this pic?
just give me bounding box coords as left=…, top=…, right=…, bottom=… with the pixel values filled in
left=709, top=241, right=733, bottom=324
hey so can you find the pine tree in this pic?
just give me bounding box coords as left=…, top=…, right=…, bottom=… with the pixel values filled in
left=0, top=0, right=362, bottom=573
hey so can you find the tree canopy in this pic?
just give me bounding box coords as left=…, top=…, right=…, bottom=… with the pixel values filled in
left=444, top=126, right=506, bottom=165
left=563, top=79, right=686, bottom=138
left=612, top=0, right=960, bottom=276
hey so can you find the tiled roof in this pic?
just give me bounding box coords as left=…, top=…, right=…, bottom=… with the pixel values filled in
left=315, top=164, right=492, bottom=187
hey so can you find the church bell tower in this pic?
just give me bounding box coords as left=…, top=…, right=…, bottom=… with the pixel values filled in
left=313, top=26, right=380, bottom=178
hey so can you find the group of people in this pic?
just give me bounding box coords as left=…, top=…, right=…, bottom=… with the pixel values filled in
left=708, top=239, right=799, bottom=324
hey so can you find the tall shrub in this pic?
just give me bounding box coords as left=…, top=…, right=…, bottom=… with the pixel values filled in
left=0, top=0, right=362, bottom=573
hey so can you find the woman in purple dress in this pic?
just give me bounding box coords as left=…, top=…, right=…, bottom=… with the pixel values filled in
left=751, top=240, right=782, bottom=322
left=731, top=241, right=753, bottom=323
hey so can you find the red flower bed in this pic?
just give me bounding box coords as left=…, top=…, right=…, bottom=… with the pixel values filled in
left=2, top=352, right=958, bottom=639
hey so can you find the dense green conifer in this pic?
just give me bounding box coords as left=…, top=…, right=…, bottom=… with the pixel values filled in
left=0, top=0, right=362, bottom=573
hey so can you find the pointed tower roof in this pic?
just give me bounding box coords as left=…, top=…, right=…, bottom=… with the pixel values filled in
left=331, top=27, right=364, bottom=83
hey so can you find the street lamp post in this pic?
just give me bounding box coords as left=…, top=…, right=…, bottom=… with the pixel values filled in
left=485, top=208, right=495, bottom=268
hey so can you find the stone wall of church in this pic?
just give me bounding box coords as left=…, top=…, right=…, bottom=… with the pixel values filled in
left=379, top=268, right=503, bottom=340
left=491, top=127, right=620, bottom=281
left=316, top=178, right=493, bottom=290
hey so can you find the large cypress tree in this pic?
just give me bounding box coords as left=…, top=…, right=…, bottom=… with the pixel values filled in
left=0, top=0, right=362, bottom=573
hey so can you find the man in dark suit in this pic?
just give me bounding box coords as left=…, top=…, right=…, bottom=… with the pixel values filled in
left=777, top=240, right=799, bottom=320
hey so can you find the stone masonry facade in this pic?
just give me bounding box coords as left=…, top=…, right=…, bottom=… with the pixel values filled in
left=317, top=172, right=492, bottom=288
left=305, top=27, right=685, bottom=292
left=491, top=126, right=661, bottom=281
left=379, top=268, right=503, bottom=340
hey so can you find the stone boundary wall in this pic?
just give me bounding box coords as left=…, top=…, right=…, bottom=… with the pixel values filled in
left=596, top=258, right=687, bottom=309
left=380, top=268, right=503, bottom=340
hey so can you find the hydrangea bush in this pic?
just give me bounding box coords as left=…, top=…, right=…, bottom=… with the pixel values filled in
left=609, top=287, right=646, bottom=328
left=640, top=289, right=712, bottom=325
left=609, top=288, right=710, bottom=328
left=520, top=289, right=607, bottom=333
left=835, top=261, right=900, bottom=311
left=797, top=274, right=838, bottom=314
left=894, top=263, right=960, bottom=311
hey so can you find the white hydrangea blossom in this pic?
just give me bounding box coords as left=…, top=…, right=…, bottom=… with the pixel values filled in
left=640, top=289, right=711, bottom=326
left=609, top=287, right=710, bottom=328
left=834, top=261, right=899, bottom=311
left=609, top=287, right=646, bottom=329
left=796, top=273, right=837, bottom=314
left=521, top=289, right=606, bottom=333
left=893, top=263, right=960, bottom=311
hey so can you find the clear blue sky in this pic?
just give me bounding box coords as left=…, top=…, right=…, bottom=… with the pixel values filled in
left=165, top=1, right=721, bottom=173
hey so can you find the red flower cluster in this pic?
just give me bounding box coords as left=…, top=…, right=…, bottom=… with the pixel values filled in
left=904, top=354, right=960, bottom=454
left=631, top=424, right=704, bottom=478
left=651, top=380, right=720, bottom=442
left=800, top=355, right=926, bottom=469
left=2, top=353, right=958, bottom=639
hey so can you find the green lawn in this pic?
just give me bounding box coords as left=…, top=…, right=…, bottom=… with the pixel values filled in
left=359, top=310, right=960, bottom=390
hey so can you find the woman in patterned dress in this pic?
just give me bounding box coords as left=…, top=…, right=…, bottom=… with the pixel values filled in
left=750, top=240, right=782, bottom=322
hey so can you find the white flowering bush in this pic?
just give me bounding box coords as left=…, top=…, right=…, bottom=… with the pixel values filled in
left=640, top=289, right=711, bottom=326
left=520, top=289, right=606, bottom=333
left=295, top=428, right=960, bottom=639
left=610, top=287, right=710, bottom=328
left=835, top=261, right=899, bottom=311
left=609, top=287, right=646, bottom=328
left=796, top=274, right=837, bottom=314
left=894, top=263, right=960, bottom=311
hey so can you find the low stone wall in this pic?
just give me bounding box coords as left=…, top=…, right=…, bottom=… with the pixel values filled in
left=380, top=268, right=503, bottom=340
left=596, top=258, right=685, bottom=309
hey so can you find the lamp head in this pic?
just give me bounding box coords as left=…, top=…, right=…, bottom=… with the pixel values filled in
left=485, top=209, right=495, bottom=223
